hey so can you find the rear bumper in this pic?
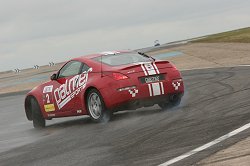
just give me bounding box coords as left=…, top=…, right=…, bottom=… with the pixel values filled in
left=99, top=72, right=184, bottom=111
left=110, top=93, right=184, bottom=112
left=100, top=81, right=184, bottom=109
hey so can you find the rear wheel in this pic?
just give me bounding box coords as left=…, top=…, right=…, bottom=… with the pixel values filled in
left=87, top=89, right=112, bottom=123
left=31, top=98, right=45, bottom=128
left=158, top=95, right=181, bottom=110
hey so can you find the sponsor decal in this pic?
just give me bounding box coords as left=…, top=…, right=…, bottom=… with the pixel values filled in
left=118, top=86, right=136, bottom=92
left=54, top=68, right=92, bottom=109
left=140, top=63, right=164, bottom=96
left=172, top=82, right=181, bottom=91
left=77, top=110, right=82, bottom=114
left=127, top=70, right=135, bottom=74
left=48, top=113, right=55, bottom=117
left=43, top=85, right=53, bottom=93
left=128, top=89, right=139, bottom=97
left=44, top=104, right=55, bottom=112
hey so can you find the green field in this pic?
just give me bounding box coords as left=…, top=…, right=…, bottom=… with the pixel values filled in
left=193, top=27, right=250, bottom=43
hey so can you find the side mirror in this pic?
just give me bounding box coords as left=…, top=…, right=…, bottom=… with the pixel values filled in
left=50, top=73, right=57, bottom=80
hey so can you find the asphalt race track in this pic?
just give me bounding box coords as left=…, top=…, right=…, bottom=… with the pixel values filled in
left=1, top=66, right=250, bottom=166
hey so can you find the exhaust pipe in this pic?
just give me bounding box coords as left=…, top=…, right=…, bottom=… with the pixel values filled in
left=170, top=94, right=179, bottom=102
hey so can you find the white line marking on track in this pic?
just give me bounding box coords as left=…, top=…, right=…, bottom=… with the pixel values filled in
left=181, top=65, right=250, bottom=71
left=158, top=122, right=250, bottom=166
left=238, top=64, right=250, bottom=67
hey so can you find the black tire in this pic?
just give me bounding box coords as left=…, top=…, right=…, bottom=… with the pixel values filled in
left=158, top=95, right=181, bottom=110
left=158, top=102, right=169, bottom=110
left=31, top=98, right=45, bottom=128
left=86, top=89, right=112, bottom=123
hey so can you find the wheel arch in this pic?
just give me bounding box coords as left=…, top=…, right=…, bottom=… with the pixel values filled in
left=24, top=95, right=36, bottom=121
left=84, top=86, right=112, bottom=122
left=84, top=86, right=107, bottom=111
left=84, top=86, right=98, bottom=106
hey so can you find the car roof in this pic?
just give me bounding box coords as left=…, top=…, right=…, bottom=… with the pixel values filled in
left=72, top=50, right=131, bottom=61
left=69, top=50, right=132, bottom=71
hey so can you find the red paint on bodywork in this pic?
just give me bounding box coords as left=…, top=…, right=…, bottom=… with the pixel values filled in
left=25, top=51, right=184, bottom=120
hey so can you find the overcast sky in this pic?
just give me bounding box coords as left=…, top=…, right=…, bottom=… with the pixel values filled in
left=1, top=0, right=250, bottom=71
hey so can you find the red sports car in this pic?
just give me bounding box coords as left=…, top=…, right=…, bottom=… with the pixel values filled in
left=24, top=51, right=184, bottom=128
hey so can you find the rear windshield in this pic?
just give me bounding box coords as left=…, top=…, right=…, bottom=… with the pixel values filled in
left=93, top=53, right=151, bottom=66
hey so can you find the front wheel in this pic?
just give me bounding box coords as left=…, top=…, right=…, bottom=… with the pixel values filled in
left=87, top=89, right=112, bottom=123
left=31, top=98, right=45, bottom=128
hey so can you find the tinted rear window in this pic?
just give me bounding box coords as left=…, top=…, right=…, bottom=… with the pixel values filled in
left=93, top=53, right=151, bottom=66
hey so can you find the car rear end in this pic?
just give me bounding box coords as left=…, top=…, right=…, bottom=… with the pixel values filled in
left=94, top=52, right=184, bottom=111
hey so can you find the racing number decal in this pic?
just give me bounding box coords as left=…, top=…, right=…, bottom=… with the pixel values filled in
left=43, top=85, right=55, bottom=112
left=46, top=94, right=50, bottom=103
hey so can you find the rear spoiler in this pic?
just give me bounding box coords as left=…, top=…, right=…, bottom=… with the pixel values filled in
left=138, top=52, right=156, bottom=61
left=120, top=60, right=171, bottom=71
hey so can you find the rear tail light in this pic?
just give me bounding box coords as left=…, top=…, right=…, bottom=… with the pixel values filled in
left=112, top=73, right=129, bottom=80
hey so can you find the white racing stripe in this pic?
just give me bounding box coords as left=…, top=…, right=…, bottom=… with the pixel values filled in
left=153, top=63, right=160, bottom=74
left=152, top=83, right=161, bottom=96
left=141, top=63, right=165, bottom=96
left=58, top=95, right=71, bottom=109
left=160, top=82, right=164, bottom=95
left=141, top=64, right=148, bottom=76
left=158, top=122, right=250, bottom=166
left=148, top=84, right=152, bottom=96
left=144, top=63, right=156, bottom=75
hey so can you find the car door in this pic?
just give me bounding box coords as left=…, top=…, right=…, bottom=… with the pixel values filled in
left=73, top=63, right=91, bottom=112
left=53, top=60, right=83, bottom=112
